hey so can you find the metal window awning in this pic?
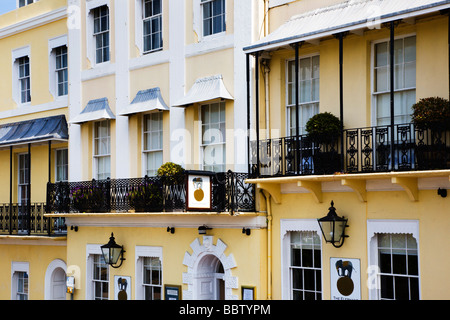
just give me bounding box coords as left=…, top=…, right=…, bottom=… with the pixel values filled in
left=0, top=115, right=68, bottom=149
left=118, top=88, right=169, bottom=116
left=172, top=74, right=234, bottom=107
left=244, top=0, right=450, bottom=53
left=70, top=97, right=116, bottom=124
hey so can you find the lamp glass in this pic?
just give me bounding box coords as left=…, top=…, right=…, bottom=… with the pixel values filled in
left=101, top=233, right=123, bottom=266
left=317, top=201, right=347, bottom=245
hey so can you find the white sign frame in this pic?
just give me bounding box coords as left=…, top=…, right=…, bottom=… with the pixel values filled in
left=114, top=276, right=131, bottom=300
left=186, top=174, right=212, bottom=210
left=330, top=258, right=361, bottom=300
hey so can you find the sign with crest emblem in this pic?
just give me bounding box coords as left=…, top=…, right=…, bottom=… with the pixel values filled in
left=186, top=174, right=212, bottom=211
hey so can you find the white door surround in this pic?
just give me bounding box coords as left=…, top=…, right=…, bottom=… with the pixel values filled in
left=182, top=236, right=238, bottom=300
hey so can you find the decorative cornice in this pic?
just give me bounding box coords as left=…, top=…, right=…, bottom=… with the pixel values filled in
left=58, top=212, right=267, bottom=230
left=0, top=7, right=67, bottom=40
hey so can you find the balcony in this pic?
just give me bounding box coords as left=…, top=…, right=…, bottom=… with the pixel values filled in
left=46, top=171, right=255, bottom=214
left=251, top=123, right=450, bottom=177
left=0, top=203, right=66, bottom=236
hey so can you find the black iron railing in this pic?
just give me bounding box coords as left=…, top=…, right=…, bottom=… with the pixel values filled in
left=251, top=123, right=450, bottom=177
left=0, top=203, right=66, bottom=236
left=46, top=171, right=255, bottom=214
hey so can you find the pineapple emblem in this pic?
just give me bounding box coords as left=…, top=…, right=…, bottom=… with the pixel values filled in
left=193, top=177, right=204, bottom=202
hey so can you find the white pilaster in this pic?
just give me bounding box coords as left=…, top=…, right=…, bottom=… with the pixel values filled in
left=169, top=0, right=186, bottom=167
left=114, top=0, right=130, bottom=178
left=67, top=0, right=82, bottom=182
left=233, top=0, right=254, bottom=172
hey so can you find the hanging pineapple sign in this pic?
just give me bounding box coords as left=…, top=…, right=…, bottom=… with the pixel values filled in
left=187, top=173, right=212, bottom=210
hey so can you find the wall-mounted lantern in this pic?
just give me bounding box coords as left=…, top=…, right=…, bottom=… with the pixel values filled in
left=317, top=201, right=349, bottom=248
left=198, top=225, right=212, bottom=235
left=101, top=233, right=126, bottom=268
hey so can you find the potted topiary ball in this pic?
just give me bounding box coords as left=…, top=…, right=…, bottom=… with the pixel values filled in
left=411, top=97, right=450, bottom=169
left=411, top=97, right=450, bottom=130
left=157, top=162, right=185, bottom=210
left=305, top=112, right=342, bottom=174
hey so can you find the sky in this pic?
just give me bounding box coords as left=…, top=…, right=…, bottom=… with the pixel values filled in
left=0, top=0, right=17, bottom=16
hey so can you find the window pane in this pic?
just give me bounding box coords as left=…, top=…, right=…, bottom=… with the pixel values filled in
left=203, top=19, right=211, bottom=37
left=380, top=275, right=394, bottom=299
left=376, top=67, right=388, bottom=92
left=303, top=269, right=315, bottom=291
left=392, top=250, right=407, bottom=274
left=404, top=62, right=416, bottom=88
left=153, top=0, right=161, bottom=15
left=394, top=276, right=409, bottom=300
left=292, top=268, right=303, bottom=290
left=375, top=42, right=388, bottom=67
left=203, top=2, right=211, bottom=18
left=404, top=37, right=416, bottom=62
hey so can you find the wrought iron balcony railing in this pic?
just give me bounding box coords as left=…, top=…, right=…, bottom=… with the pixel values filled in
left=251, top=123, right=450, bottom=177
left=46, top=171, right=255, bottom=214
left=0, top=203, right=66, bottom=236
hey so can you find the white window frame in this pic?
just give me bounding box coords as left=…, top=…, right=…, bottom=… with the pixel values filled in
left=143, top=0, right=163, bottom=54
left=48, top=35, right=68, bottom=100
left=17, top=0, right=38, bottom=8
left=11, top=261, right=29, bottom=300
left=135, top=246, right=163, bottom=300
left=93, top=120, right=111, bottom=180
left=193, top=0, right=226, bottom=42
left=12, top=46, right=31, bottom=106
left=286, top=53, right=320, bottom=137
left=55, top=148, right=69, bottom=182
left=200, top=101, right=226, bottom=172
left=280, top=219, right=323, bottom=300
left=142, top=112, right=163, bottom=177
left=86, top=0, right=111, bottom=67
left=18, top=57, right=31, bottom=104
left=367, top=219, right=421, bottom=300
left=200, top=0, right=226, bottom=38
left=135, top=0, right=164, bottom=55
left=86, top=244, right=109, bottom=300
left=371, top=34, right=416, bottom=126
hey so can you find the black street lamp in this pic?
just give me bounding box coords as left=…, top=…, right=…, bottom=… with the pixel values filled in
left=317, top=201, right=349, bottom=248
left=101, top=233, right=126, bottom=268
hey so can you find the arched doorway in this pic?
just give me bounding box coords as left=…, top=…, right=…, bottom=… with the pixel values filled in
left=45, top=259, right=67, bottom=300
left=195, top=254, right=225, bottom=300
left=182, top=236, right=239, bottom=300
left=50, top=267, right=67, bottom=300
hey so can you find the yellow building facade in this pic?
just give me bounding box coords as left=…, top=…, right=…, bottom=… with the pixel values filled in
left=0, top=0, right=68, bottom=300
left=245, top=0, right=450, bottom=300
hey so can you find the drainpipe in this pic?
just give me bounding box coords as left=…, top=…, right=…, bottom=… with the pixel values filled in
left=264, top=0, right=269, bottom=37
left=260, top=189, right=272, bottom=300
left=262, top=59, right=271, bottom=140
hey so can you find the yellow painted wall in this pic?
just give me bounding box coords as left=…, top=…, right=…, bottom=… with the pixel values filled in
left=0, top=0, right=68, bottom=204
left=0, top=18, right=68, bottom=112
left=66, top=224, right=267, bottom=300
left=0, top=142, right=68, bottom=204
left=264, top=16, right=449, bottom=135
left=0, top=0, right=66, bottom=29
left=267, top=188, right=450, bottom=300
left=0, top=242, right=66, bottom=300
